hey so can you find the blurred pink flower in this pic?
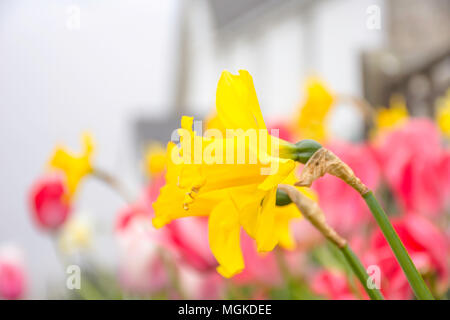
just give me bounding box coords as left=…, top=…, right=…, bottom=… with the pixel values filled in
left=141, top=176, right=218, bottom=272
left=365, top=213, right=448, bottom=299
left=115, top=205, right=168, bottom=294
left=439, top=149, right=450, bottom=203
left=0, top=244, right=27, bottom=300
left=118, top=175, right=309, bottom=297
left=374, top=119, right=448, bottom=217
left=116, top=177, right=222, bottom=297
left=312, top=140, right=381, bottom=235
left=28, top=174, right=71, bottom=230
left=163, top=218, right=217, bottom=272
left=177, top=267, right=224, bottom=299
left=267, top=119, right=296, bottom=143
left=311, top=270, right=361, bottom=300
left=232, top=231, right=282, bottom=286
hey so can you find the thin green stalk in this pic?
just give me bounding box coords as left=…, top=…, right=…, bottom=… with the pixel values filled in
left=277, top=184, right=383, bottom=300
left=363, top=191, right=434, bottom=300
left=340, top=244, right=384, bottom=300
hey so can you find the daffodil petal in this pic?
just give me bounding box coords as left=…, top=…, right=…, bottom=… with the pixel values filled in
left=216, top=70, right=266, bottom=131
left=255, top=188, right=278, bottom=252
left=208, top=199, right=244, bottom=278
left=258, top=158, right=296, bottom=191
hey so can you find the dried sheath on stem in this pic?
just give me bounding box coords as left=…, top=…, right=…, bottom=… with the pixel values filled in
left=295, top=147, right=368, bottom=195
left=278, top=184, right=346, bottom=248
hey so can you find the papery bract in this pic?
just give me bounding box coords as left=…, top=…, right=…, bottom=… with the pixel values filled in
left=312, top=140, right=380, bottom=235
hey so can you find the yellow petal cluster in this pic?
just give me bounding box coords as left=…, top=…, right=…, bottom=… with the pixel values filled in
left=144, top=142, right=167, bottom=178
left=294, top=77, right=334, bottom=142
left=49, top=133, right=94, bottom=198
left=374, top=94, right=408, bottom=133
left=153, top=70, right=304, bottom=277
left=436, top=90, right=450, bottom=138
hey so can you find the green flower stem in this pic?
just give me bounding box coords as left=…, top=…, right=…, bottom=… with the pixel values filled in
left=340, top=244, right=384, bottom=300
left=277, top=184, right=383, bottom=300
left=363, top=191, right=434, bottom=300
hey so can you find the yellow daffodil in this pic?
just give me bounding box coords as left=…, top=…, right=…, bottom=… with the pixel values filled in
left=294, top=77, right=334, bottom=142
left=49, top=133, right=94, bottom=198
left=374, top=94, right=408, bottom=132
left=436, top=90, right=450, bottom=138
left=153, top=70, right=303, bottom=277
left=144, top=142, right=167, bottom=178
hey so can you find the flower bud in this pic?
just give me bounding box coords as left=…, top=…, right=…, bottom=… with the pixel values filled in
left=275, top=189, right=292, bottom=206
left=279, top=139, right=322, bottom=164
left=29, top=174, right=71, bottom=230
left=293, top=139, right=322, bottom=164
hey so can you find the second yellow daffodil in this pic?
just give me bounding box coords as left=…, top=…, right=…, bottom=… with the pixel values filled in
left=48, top=133, right=94, bottom=198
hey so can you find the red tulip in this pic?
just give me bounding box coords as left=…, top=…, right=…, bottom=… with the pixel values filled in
left=29, top=174, right=71, bottom=230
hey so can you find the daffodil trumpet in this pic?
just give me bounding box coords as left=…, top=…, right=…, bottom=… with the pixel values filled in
left=278, top=184, right=384, bottom=300
left=293, top=144, right=434, bottom=300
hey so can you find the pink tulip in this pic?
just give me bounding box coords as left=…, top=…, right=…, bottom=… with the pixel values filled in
left=29, top=174, right=71, bottom=230
left=312, top=140, right=381, bottom=235
left=365, top=213, right=448, bottom=299
left=311, top=270, right=361, bottom=300
left=123, top=175, right=306, bottom=297
left=232, top=231, right=282, bottom=286
left=115, top=205, right=169, bottom=294
left=0, top=244, right=27, bottom=300
left=163, top=218, right=217, bottom=272
left=374, top=119, right=448, bottom=217
left=267, top=119, right=296, bottom=143
left=439, top=150, right=450, bottom=203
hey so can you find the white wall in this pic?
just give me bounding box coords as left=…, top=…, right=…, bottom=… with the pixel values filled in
left=0, top=0, right=180, bottom=298
left=183, top=0, right=386, bottom=139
